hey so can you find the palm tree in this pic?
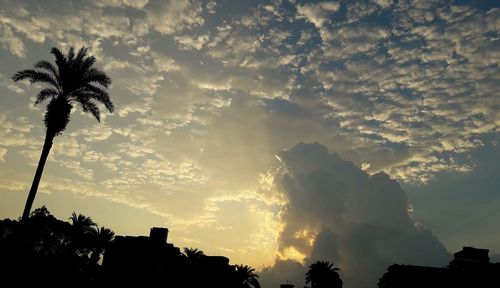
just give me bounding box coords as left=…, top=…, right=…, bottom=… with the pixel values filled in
left=234, top=264, right=260, bottom=288
left=69, top=212, right=96, bottom=257
left=305, top=261, right=342, bottom=288
left=69, top=212, right=96, bottom=235
left=90, top=226, right=115, bottom=264
left=182, top=247, right=205, bottom=287
left=12, top=46, right=113, bottom=221
left=183, top=247, right=205, bottom=263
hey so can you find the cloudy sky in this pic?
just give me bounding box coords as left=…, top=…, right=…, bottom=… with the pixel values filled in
left=0, top=0, right=498, bottom=286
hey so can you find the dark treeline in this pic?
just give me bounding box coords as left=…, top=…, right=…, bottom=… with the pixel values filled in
left=0, top=207, right=113, bottom=287
left=0, top=207, right=262, bottom=288
left=0, top=206, right=346, bottom=288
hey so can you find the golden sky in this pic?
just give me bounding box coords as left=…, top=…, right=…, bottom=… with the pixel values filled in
left=0, top=1, right=499, bottom=284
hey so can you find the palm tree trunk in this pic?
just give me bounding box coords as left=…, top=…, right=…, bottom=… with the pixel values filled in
left=21, top=131, right=54, bottom=221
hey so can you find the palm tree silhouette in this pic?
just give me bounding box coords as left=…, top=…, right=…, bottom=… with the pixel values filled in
left=90, top=226, right=115, bottom=264
left=70, top=212, right=96, bottom=235
left=234, top=264, right=261, bottom=288
left=69, top=212, right=96, bottom=257
left=305, top=261, right=342, bottom=288
left=183, top=247, right=205, bottom=262
left=182, top=247, right=205, bottom=287
left=12, top=47, right=113, bottom=221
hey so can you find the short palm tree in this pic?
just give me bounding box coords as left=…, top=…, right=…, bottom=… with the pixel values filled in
left=90, top=226, right=115, bottom=264
left=12, top=47, right=113, bottom=221
left=183, top=247, right=205, bottom=263
left=305, top=261, right=342, bottom=288
left=70, top=212, right=96, bottom=235
left=69, top=212, right=96, bottom=255
left=235, top=264, right=260, bottom=288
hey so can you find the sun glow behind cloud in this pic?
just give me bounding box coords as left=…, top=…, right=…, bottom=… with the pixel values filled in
left=0, top=0, right=499, bottom=273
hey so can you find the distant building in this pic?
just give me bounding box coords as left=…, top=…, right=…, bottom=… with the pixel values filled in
left=102, top=227, right=185, bottom=286
left=450, top=246, right=490, bottom=269
left=378, top=247, right=500, bottom=288
left=102, top=227, right=236, bottom=287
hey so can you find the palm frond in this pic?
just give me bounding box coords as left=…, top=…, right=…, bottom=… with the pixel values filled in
left=235, top=265, right=260, bottom=288
left=81, top=101, right=101, bottom=122
left=75, top=47, right=89, bottom=67
left=67, top=47, right=75, bottom=62
left=93, top=226, right=115, bottom=245
left=80, top=55, right=96, bottom=73
left=34, top=60, right=59, bottom=81
left=183, top=247, right=205, bottom=261
left=79, top=84, right=114, bottom=112
left=248, top=278, right=261, bottom=288
left=11, top=69, right=36, bottom=82
left=83, top=68, right=111, bottom=88
left=35, top=88, right=59, bottom=105
left=70, top=212, right=96, bottom=233
left=12, top=69, right=59, bottom=88
left=50, top=47, right=66, bottom=70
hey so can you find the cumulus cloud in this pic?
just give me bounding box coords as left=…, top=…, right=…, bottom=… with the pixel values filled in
left=260, top=143, right=449, bottom=288
left=144, top=0, right=204, bottom=35
left=296, top=1, right=341, bottom=28
left=260, top=259, right=306, bottom=287
left=0, top=147, right=7, bottom=161
left=0, top=113, right=33, bottom=147
left=0, top=23, right=26, bottom=57
left=93, top=0, right=149, bottom=9
left=174, top=33, right=210, bottom=50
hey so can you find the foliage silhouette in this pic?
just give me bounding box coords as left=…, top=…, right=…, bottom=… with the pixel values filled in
left=0, top=206, right=114, bottom=287
left=0, top=207, right=261, bottom=287
left=12, top=47, right=113, bottom=221
left=305, top=260, right=343, bottom=288
left=183, top=247, right=205, bottom=262
left=235, top=264, right=261, bottom=288
left=90, top=226, right=115, bottom=264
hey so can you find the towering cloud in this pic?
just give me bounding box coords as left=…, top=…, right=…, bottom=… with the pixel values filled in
left=261, top=143, right=449, bottom=288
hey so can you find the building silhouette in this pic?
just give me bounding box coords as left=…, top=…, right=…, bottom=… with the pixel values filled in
left=102, top=227, right=236, bottom=287
left=378, top=247, right=500, bottom=288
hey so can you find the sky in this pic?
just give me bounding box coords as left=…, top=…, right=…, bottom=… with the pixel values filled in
left=0, top=0, right=498, bottom=287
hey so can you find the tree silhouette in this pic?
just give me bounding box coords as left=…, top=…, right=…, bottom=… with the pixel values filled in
left=305, top=261, right=342, bottom=288
left=69, top=212, right=96, bottom=258
left=70, top=212, right=96, bottom=234
left=90, top=226, right=115, bottom=264
left=234, top=264, right=261, bottom=288
left=12, top=47, right=113, bottom=221
left=0, top=207, right=115, bottom=287
left=183, top=247, right=205, bottom=263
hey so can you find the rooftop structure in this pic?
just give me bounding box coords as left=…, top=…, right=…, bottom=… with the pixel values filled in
left=102, top=227, right=235, bottom=287
left=378, top=247, right=500, bottom=288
